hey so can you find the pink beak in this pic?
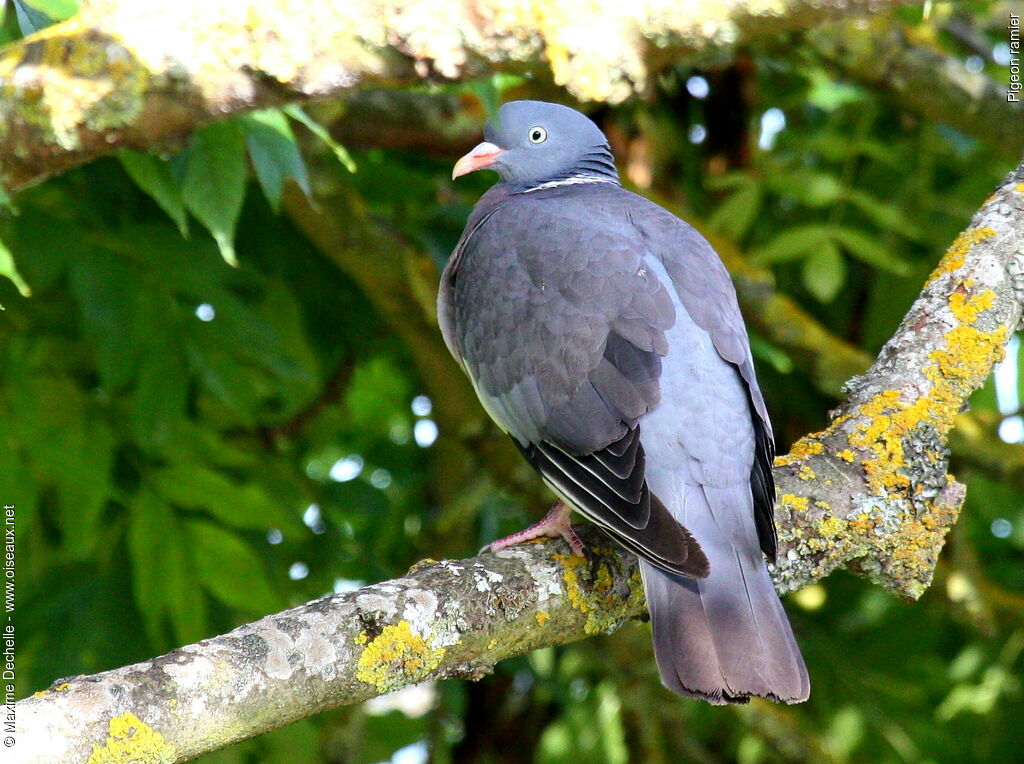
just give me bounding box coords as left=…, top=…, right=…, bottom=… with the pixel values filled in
left=452, top=142, right=505, bottom=179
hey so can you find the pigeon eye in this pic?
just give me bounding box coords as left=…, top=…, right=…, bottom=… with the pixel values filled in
left=528, top=126, right=548, bottom=144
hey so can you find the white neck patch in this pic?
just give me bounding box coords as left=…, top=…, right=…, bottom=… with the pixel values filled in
left=521, top=175, right=618, bottom=193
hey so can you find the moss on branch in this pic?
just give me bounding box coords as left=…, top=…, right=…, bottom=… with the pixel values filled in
left=0, top=0, right=909, bottom=191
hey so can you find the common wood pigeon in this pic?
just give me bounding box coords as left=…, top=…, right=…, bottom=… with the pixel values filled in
left=438, top=100, right=809, bottom=704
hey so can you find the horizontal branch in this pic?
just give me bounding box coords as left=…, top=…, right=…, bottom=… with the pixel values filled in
left=12, top=526, right=645, bottom=763
left=0, top=0, right=909, bottom=191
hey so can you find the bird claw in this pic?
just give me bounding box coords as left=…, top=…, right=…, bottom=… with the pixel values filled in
left=480, top=501, right=586, bottom=557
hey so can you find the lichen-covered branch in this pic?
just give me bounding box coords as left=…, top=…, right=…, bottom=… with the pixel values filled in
left=13, top=527, right=646, bottom=763
left=769, top=162, right=1024, bottom=599
left=0, top=0, right=910, bottom=192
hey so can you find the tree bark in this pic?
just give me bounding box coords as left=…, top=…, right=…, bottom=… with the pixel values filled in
left=12, top=158, right=1024, bottom=762
left=0, top=0, right=914, bottom=192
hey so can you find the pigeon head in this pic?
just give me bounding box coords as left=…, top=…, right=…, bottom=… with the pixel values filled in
left=452, top=101, right=619, bottom=187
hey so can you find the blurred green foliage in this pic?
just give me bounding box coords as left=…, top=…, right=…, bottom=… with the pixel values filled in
left=2, top=2, right=1023, bottom=762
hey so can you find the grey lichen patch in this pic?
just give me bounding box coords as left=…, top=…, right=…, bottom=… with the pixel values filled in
left=1008, top=253, right=1024, bottom=324
left=903, top=421, right=950, bottom=513
left=869, top=481, right=964, bottom=599
left=772, top=493, right=876, bottom=594
left=160, top=651, right=219, bottom=695
left=256, top=625, right=300, bottom=681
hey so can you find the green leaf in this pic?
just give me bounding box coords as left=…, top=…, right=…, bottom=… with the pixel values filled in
left=806, top=69, right=865, bottom=111
left=21, top=0, right=78, bottom=21
left=748, top=225, right=832, bottom=265
left=469, top=78, right=502, bottom=120
left=186, top=520, right=279, bottom=615
left=181, top=121, right=248, bottom=266
left=152, top=462, right=304, bottom=534
left=129, top=490, right=207, bottom=645
left=843, top=188, right=922, bottom=240
left=9, top=208, right=77, bottom=292
left=831, top=226, right=912, bottom=275
left=131, top=332, right=189, bottom=447
left=129, top=490, right=175, bottom=645
left=708, top=181, right=762, bottom=241
left=748, top=334, right=794, bottom=374
left=0, top=236, right=31, bottom=304
left=766, top=169, right=843, bottom=208
left=69, top=249, right=142, bottom=390
left=259, top=720, right=321, bottom=763
left=802, top=240, right=846, bottom=303
left=118, top=151, right=189, bottom=235
left=283, top=104, right=357, bottom=173
left=240, top=109, right=311, bottom=212
left=704, top=171, right=753, bottom=192
left=12, top=0, right=53, bottom=35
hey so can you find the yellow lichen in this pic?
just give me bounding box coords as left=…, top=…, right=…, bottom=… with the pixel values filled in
left=355, top=621, right=446, bottom=694
left=56, top=683, right=71, bottom=691
left=848, top=512, right=876, bottom=535
left=535, top=610, right=550, bottom=626
left=815, top=500, right=832, bottom=510
left=928, top=326, right=1009, bottom=390
left=487, top=638, right=498, bottom=649
left=925, top=226, right=996, bottom=285
left=797, top=464, right=816, bottom=481
left=86, top=712, right=176, bottom=764
left=844, top=282, right=1008, bottom=498
left=836, top=449, right=855, bottom=462
left=848, top=390, right=912, bottom=492
left=818, top=516, right=846, bottom=538
left=406, top=558, right=437, bottom=574
left=353, top=631, right=368, bottom=646
left=554, top=551, right=637, bottom=635
left=948, top=289, right=994, bottom=324
left=554, top=553, right=590, bottom=614
left=779, top=494, right=809, bottom=512
left=774, top=437, right=822, bottom=467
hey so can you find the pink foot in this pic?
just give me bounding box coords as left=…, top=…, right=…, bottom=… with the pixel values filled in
left=481, top=502, right=585, bottom=557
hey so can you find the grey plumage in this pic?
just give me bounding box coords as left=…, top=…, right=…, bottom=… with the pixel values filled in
left=439, top=101, right=808, bottom=703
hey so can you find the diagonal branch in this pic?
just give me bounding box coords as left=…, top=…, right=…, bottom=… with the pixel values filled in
left=0, top=0, right=912, bottom=192
left=770, top=161, right=1024, bottom=597
left=13, top=157, right=1024, bottom=763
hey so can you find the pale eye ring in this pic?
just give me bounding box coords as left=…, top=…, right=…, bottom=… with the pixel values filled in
left=528, top=126, right=548, bottom=144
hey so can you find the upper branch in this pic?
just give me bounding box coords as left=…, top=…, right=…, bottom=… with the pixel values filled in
left=807, top=16, right=1024, bottom=156
left=0, top=0, right=909, bottom=191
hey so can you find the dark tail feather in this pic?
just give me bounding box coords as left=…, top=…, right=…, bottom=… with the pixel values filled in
left=640, top=485, right=809, bottom=704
